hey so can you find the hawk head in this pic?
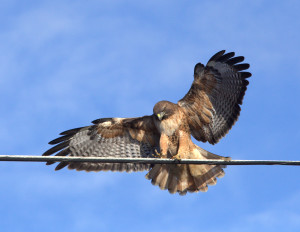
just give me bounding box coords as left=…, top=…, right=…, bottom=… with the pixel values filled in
left=153, top=101, right=177, bottom=121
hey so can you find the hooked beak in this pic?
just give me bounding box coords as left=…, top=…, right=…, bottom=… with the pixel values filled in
left=156, top=112, right=165, bottom=120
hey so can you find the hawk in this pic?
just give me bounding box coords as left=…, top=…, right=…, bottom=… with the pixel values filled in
left=43, top=50, right=251, bottom=195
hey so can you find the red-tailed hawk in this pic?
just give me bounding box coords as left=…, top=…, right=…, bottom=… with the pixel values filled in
left=43, top=50, right=251, bottom=195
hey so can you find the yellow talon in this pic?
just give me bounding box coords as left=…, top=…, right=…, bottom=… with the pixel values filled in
left=171, top=154, right=181, bottom=160
left=153, top=149, right=162, bottom=158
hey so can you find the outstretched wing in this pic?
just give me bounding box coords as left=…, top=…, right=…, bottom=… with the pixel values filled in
left=178, top=50, right=251, bottom=144
left=43, top=116, right=160, bottom=172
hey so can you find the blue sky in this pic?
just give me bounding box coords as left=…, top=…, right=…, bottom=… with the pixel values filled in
left=1, top=0, right=300, bottom=231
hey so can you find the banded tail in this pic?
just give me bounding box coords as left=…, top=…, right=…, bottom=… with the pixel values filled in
left=145, top=146, right=230, bottom=195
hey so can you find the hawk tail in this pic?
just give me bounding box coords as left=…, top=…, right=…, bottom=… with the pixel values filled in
left=145, top=146, right=230, bottom=195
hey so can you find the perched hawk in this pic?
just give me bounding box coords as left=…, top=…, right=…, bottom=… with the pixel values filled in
left=43, top=50, right=251, bottom=195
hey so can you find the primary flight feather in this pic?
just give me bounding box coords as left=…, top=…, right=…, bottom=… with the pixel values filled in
left=43, top=50, right=251, bottom=195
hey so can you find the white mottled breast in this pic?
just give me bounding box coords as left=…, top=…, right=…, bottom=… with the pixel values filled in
left=155, top=115, right=181, bottom=136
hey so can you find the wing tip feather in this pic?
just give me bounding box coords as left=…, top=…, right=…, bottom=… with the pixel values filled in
left=241, top=72, right=252, bottom=78
left=55, top=162, right=68, bottom=171
left=208, top=50, right=226, bottom=63
left=60, top=127, right=86, bottom=135
left=234, top=63, right=250, bottom=71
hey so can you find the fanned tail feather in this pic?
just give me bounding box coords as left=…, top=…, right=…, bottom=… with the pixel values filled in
left=145, top=146, right=230, bottom=195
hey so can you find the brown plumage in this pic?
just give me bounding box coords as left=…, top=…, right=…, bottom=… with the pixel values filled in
left=43, top=50, right=251, bottom=195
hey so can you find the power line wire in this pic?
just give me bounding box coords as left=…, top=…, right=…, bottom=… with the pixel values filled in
left=0, top=155, right=300, bottom=166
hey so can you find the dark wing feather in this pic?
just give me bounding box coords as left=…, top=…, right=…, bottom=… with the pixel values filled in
left=43, top=116, right=160, bottom=172
left=178, top=50, right=251, bottom=144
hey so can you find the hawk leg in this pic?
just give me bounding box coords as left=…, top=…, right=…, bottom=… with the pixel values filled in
left=154, top=133, right=168, bottom=158
left=175, top=130, right=193, bottom=160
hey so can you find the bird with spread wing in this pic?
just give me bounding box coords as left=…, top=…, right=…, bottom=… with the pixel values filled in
left=43, top=50, right=251, bottom=195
